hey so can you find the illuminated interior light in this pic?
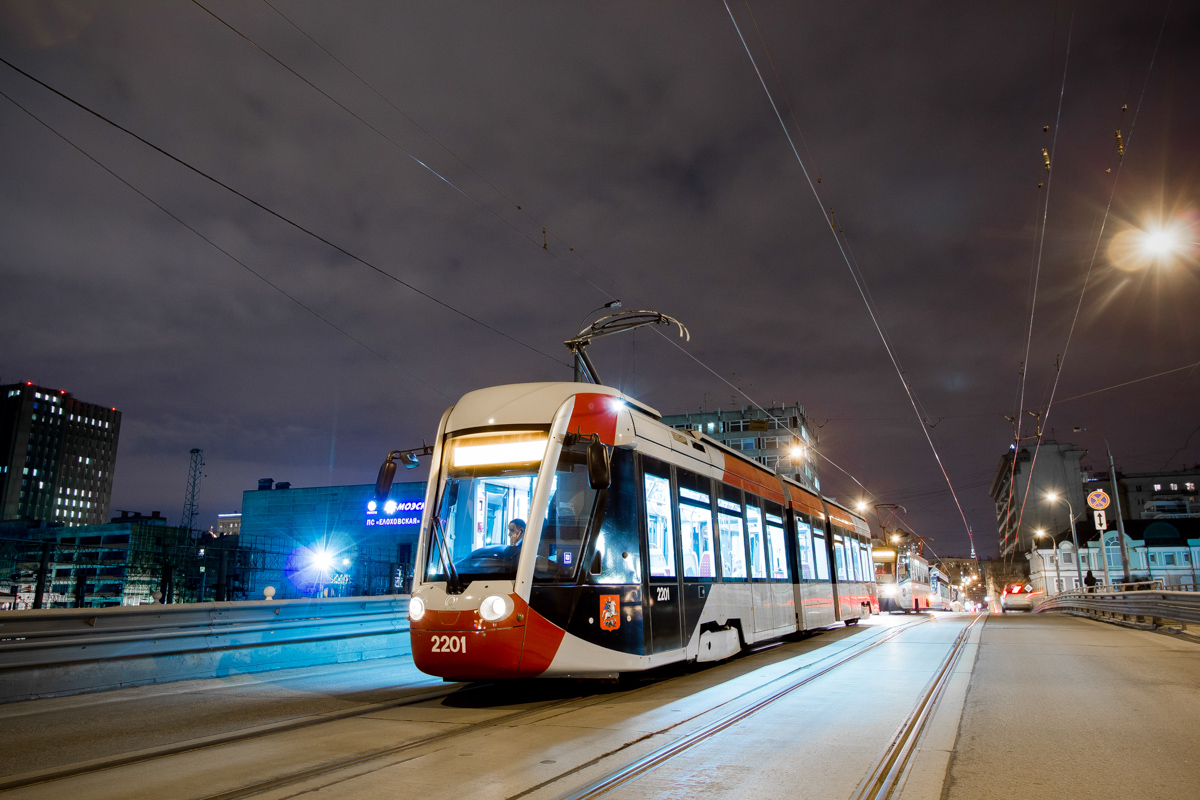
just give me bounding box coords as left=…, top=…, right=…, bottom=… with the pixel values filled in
left=453, top=436, right=548, bottom=467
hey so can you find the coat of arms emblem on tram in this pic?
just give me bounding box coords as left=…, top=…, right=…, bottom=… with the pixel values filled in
left=599, top=595, right=620, bottom=631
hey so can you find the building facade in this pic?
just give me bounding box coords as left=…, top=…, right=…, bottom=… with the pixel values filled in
left=0, top=382, right=121, bottom=526
left=659, top=404, right=820, bottom=491
left=990, top=440, right=1088, bottom=558
left=1082, top=467, right=1200, bottom=521
left=1027, top=518, right=1200, bottom=594
left=5, top=512, right=190, bottom=608
left=238, top=478, right=426, bottom=600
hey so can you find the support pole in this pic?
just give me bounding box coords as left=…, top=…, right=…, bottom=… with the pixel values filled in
left=32, top=542, right=51, bottom=609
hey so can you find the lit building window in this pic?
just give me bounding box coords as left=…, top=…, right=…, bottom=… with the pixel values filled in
left=1171, top=483, right=1179, bottom=491
left=1154, top=483, right=1162, bottom=491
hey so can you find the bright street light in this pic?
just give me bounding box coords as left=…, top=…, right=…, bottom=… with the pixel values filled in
left=1043, top=491, right=1083, bottom=590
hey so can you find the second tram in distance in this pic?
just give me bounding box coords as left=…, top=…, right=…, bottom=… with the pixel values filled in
left=392, top=382, right=878, bottom=680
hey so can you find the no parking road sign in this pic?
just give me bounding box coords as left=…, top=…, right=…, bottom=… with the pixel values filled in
left=1087, top=490, right=1111, bottom=510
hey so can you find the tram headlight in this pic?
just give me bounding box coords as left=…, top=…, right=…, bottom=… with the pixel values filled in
left=478, top=594, right=513, bottom=622
left=881, top=584, right=898, bottom=598
left=409, top=596, right=426, bottom=621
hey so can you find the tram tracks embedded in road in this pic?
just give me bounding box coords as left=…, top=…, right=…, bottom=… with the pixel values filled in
left=542, top=614, right=968, bottom=800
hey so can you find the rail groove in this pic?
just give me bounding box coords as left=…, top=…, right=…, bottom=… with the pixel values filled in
left=550, top=617, right=934, bottom=800
left=850, top=613, right=982, bottom=800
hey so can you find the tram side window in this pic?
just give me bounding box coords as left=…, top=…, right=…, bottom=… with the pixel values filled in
left=535, top=440, right=605, bottom=583
left=765, top=504, right=788, bottom=580
left=643, top=458, right=676, bottom=578
left=586, top=447, right=642, bottom=585
left=678, top=469, right=716, bottom=580
left=848, top=538, right=861, bottom=581
left=745, top=499, right=768, bottom=580
left=812, top=525, right=830, bottom=581
left=795, top=514, right=816, bottom=580
left=717, top=488, right=748, bottom=580
left=860, top=542, right=872, bottom=581
left=833, top=535, right=848, bottom=581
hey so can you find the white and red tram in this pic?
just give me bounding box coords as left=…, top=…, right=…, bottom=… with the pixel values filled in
left=400, top=382, right=878, bottom=680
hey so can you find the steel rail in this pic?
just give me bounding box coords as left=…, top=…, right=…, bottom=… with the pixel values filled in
left=0, top=683, right=460, bottom=792
left=549, top=617, right=935, bottom=800
left=850, top=613, right=983, bottom=800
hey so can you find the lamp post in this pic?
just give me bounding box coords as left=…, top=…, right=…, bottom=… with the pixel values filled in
left=1032, top=528, right=1061, bottom=595
left=1073, top=427, right=1131, bottom=582
left=1045, top=492, right=1084, bottom=590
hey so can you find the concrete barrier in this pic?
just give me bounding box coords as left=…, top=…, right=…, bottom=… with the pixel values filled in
left=0, top=595, right=410, bottom=702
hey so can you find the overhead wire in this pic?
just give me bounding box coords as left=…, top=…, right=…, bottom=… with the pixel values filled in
left=0, top=86, right=452, bottom=401
left=722, top=1, right=977, bottom=553
left=0, top=55, right=571, bottom=370
left=257, top=0, right=624, bottom=296
left=1008, top=1, right=1172, bottom=561
left=1004, top=6, right=1075, bottom=565
left=193, top=0, right=618, bottom=302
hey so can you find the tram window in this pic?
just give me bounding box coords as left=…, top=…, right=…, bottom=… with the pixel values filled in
left=586, top=447, right=642, bottom=585
left=795, top=514, right=816, bottom=580
left=717, top=488, right=748, bottom=580
left=765, top=506, right=788, bottom=580
left=849, top=538, right=862, bottom=581
left=643, top=459, right=676, bottom=578
left=812, top=527, right=830, bottom=581
left=745, top=499, right=768, bottom=580
left=678, top=469, right=716, bottom=580
left=833, top=536, right=848, bottom=581
left=860, top=543, right=872, bottom=580
left=535, top=439, right=606, bottom=583
left=429, top=437, right=540, bottom=582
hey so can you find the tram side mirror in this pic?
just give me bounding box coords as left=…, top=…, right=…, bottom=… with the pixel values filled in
left=586, top=436, right=611, bottom=490
left=590, top=550, right=603, bottom=575
left=375, top=456, right=397, bottom=505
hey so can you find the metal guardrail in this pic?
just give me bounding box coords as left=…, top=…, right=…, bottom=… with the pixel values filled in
left=1034, top=583, right=1200, bottom=628
left=0, top=595, right=411, bottom=702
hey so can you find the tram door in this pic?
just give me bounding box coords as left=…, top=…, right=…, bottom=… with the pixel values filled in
left=642, top=457, right=683, bottom=653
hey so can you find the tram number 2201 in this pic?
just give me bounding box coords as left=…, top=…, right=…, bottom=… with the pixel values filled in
left=430, top=634, right=467, bottom=653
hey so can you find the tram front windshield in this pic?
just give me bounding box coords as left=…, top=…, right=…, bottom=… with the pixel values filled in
left=425, top=433, right=601, bottom=584
left=427, top=432, right=545, bottom=583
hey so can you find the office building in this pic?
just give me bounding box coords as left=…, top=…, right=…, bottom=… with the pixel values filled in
left=238, top=478, right=426, bottom=600
left=0, top=382, right=121, bottom=526
left=659, top=403, right=820, bottom=491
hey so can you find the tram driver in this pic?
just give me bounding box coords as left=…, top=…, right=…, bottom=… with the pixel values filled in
left=508, top=519, right=526, bottom=547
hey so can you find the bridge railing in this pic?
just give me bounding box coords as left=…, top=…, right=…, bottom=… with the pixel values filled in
left=1034, top=583, right=1200, bottom=629
left=0, top=595, right=410, bottom=703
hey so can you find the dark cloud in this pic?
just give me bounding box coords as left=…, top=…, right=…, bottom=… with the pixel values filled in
left=2, top=1, right=1197, bottom=556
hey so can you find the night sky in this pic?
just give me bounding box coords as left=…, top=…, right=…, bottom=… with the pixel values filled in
left=2, top=1, right=1197, bottom=558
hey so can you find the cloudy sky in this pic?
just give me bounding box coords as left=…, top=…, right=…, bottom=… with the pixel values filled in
left=2, top=1, right=1197, bottom=557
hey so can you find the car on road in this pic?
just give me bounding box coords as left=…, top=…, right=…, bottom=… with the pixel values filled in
left=1000, top=583, right=1043, bottom=612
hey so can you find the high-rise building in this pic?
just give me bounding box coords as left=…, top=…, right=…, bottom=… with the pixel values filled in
left=0, top=382, right=121, bottom=526
left=990, top=440, right=1087, bottom=558
left=658, top=403, right=820, bottom=491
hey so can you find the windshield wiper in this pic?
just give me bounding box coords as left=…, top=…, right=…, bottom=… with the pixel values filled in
left=431, top=516, right=464, bottom=594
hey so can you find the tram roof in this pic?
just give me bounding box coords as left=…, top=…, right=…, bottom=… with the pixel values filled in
left=446, top=382, right=659, bottom=433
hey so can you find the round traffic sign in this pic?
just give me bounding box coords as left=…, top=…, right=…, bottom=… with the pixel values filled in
left=1087, top=489, right=1110, bottom=510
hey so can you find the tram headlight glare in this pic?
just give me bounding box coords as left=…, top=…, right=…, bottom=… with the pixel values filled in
left=409, top=596, right=425, bottom=621
left=881, top=584, right=898, bottom=597
left=478, top=594, right=512, bottom=622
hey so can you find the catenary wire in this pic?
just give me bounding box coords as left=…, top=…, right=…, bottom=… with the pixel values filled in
left=0, top=87, right=452, bottom=401
left=0, top=55, right=571, bottom=370
left=257, top=0, right=624, bottom=296
left=1004, top=7, right=1076, bottom=566
left=193, top=0, right=617, bottom=302
left=1009, top=2, right=1172, bottom=557
left=722, top=1, right=976, bottom=552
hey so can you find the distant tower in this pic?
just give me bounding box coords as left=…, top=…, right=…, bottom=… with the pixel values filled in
left=181, top=448, right=204, bottom=536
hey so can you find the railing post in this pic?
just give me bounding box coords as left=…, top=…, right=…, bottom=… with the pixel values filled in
left=32, top=543, right=51, bottom=610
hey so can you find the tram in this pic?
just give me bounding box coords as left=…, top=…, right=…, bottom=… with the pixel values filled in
left=383, top=382, right=878, bottom=680
left=873, top=546, right=937, bottom=612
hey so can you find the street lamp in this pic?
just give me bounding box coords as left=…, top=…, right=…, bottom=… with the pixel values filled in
left=1073, top=426, right=1131, bottom=582
left=1032, top=528, right=1062, bottom=595
left=1044, top=492, right=1084, bottom=590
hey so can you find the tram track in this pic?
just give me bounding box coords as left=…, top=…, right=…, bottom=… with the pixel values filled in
left=540, top=614, right=941, bottom=800
left=1, top=616, right=936, bottom=800
left=198, top=617, right=932, bottom=800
